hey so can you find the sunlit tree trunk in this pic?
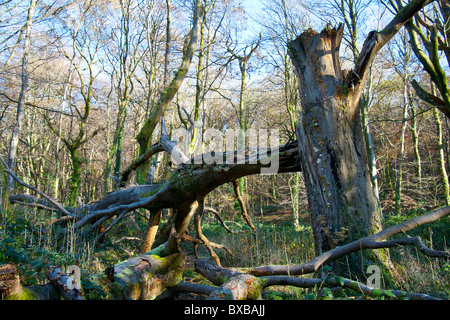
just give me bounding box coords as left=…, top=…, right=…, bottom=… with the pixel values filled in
left=287, top=0, right=434, bottom=274
left=6, top=0, right=36, bottom=192
left=395, top=79, right=410, bottom=214
left=433, top=108, right=450, bottom=205
left=289, top=27, right=384, bottom=268
left=135, top=0, right=202, bottom=184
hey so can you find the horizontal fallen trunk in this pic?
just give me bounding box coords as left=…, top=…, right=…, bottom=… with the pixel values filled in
left=5, top=141, right=300, bottom=251
left=3, top=206, right=447, bottom=300
left=194, top=259, right=262, bottom=300
left=1, top=252, right=184, bottom=300
left=91, top=252, right=184, bottom=300
left=0, top=264, right=76, bottom=300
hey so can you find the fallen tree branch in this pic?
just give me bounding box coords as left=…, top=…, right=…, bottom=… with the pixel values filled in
left=1, top=154, right=75, bottom=218
left=260, top=275, right=439, bottom=300
left=232, top=179, right=256, bottom=231
left=5, top=141, right=300, bottom=256
left=172, top=281, right=216, bottom=296
left=46, top=266, right=83, bottom=300
left=2, top=251, right=185, bottom=300
left=195, top=259, right=440, bottom=300
left=194, top=197, right=222, bottom=266
left=91, top=252, right=185, bottom=300
left=92, top=210, right=129, bottom=246
left=182, top=234, right=233, bottom=256
left=204, top=207, right=242, bottom=234
left=250, top=206, right=450, bottom=276
left=0, top=264, right=80, bottom=300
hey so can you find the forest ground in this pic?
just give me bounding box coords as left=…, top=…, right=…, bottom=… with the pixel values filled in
left=177, top=196, right=450, bottom=300
left=0, top=189, right=449, bottom=300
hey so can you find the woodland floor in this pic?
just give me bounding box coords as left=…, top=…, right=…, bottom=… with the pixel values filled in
left=0, top=193, right=449, bottom=300
left=176, top=197, right=450, bottom=300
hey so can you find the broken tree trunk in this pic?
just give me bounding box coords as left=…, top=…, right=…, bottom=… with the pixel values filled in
left=289, top=24, right=386, bottom=275
left=288, top=0, right=433, bottom=276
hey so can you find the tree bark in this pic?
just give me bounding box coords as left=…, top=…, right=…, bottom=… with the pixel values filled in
left=288, top=0, right=433, bottom=275
left=6, top=0, right=36, bottom=192
left=92, top=252, right=184, bottom=300
left=433, top=108, right=450, bottom=205
left=289, top=25, right=383, bottom=261
left=136, top=0, right=202, bottom=182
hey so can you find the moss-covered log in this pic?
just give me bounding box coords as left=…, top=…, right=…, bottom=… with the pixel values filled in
left=91, top=252, right=184, bottom=300
left=1, top=264, right=65, bottom=300
left=194, top=259, right=262, bottom=300
left=1, top=252, right=184, bottom=300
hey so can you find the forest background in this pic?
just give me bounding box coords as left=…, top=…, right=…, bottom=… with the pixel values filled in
left=0, top=0, right=449, bottom=300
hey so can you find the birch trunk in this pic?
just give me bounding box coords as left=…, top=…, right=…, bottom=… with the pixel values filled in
left=6, top=0, right=36, bottom=192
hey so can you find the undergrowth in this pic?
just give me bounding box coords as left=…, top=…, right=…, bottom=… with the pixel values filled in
left=0, top=203, right=448, bottom=300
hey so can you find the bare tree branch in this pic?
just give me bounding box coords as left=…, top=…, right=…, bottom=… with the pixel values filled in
left=0, top=154, right=75, bottom=218
left=251, top=206, right=450, bottom=276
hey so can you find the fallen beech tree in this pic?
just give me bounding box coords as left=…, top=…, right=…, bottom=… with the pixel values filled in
left=1, top=137, right=299, bottom=261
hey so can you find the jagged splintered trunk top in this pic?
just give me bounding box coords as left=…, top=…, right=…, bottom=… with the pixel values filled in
left=287, top=0, right=435, bottom=273
left=288, top=25, right=383, bottom=258
left=288, top=0, right=434, bottom=266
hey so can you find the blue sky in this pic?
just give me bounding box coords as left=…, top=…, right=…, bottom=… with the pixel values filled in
left=239, top=0, right=265, bottom=40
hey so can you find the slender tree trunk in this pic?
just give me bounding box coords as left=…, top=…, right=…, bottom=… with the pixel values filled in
left=6, top=0, right=36, bottom=192
left=289, top=172, right=301, bottom=230
left=433, top=108, right=450, bottom=205
left=135, top=0, right=201, bottom=183
left=410, top=100, right=422, bottom=200
left=163, top=0, right=171, bottom=88
left=141, top=209, right=162, bottom=253
left=361, top=68, right=381, bottom=215
left=395, top=79, right=410, bottom=214
left=190, top=6, right=206, bottom=154
left=67, top=149, right=83, bottom=206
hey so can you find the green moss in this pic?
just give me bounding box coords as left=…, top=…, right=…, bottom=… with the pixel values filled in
left=141, top=188, right=161, bottom=198
left=3, top=287, right=39, bottom=300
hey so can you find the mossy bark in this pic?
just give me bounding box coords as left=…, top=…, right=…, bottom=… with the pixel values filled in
left=92, top=253, right=184, bottom=300
left=0, top=264, right=61, bottom=300
left=288, top=25, right=393, bottom=278
left=67, top=148, right=83, bottom=206
left=1, top=254, right=184, bottom=300
left=135, top=0, right=202, bottom=182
